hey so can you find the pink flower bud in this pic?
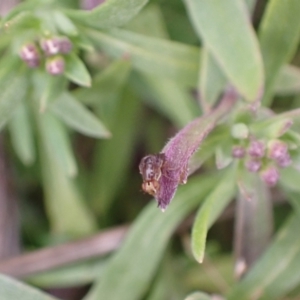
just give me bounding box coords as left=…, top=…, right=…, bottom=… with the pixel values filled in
left=268, top=140, right=292, bottom=168
left=277, top=153, right=292, bottom=168
left=19, top=43, right=40, bottom=68
left=46, top=56, right=65, bottom=75
left=40, top=38, right=60, bottom=56
left=260, top=166, right=279, bottom=187
left=232, top=145, right=245, bottom=159
left=268, top=140, right=288, bottom=159
left=248, top=140, right=265, bottom=158
left=245, top=159, right=261, bottom=173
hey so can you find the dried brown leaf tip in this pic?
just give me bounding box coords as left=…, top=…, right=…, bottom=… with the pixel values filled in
left=139, top=87, right=239, bottom=211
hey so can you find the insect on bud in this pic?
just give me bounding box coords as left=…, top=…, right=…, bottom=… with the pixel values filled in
left=260, top=166, right=280, bottom=187
left=19, top=43, right=40, bottom=68
left=248, top=139, right=265, bottom=158
left=46, top=56, right=65, bottom=75
left=232, top=145, right=245, bottom=159
left=40, top=38, right=60, bottom=56
left=245, top=159, right=261, bottom=173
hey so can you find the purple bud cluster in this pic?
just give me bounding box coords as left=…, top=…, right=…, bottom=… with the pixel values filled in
left=19, top=36, right=72, bottom=75
left=231, top=137, right=292, bottom=187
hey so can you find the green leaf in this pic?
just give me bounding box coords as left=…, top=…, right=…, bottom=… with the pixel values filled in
left=137, top=73, right=199, bottom=127
left=199, top=48, right=227, bottom=112
left=1, top=11, right=39, bottom=33
left=74, top=59, right=131, bottom=111
left=228, top=214, right=300, bottom=300
left=34, top=108, right=96, bottom=236
left=65, top=54, right=91, bottom=87
left=65, top=0, right=149, bottom=29
left=51, top=92, right=111, bottom=138
left=184, top=292, right=212, bottom=300
left=274, top=65, right=300, bottom=96
left=0, top=273, right=58, bottom=300
left=84, top=174, right=218, bottom=300
left=8, top=102, right=35, bottom=165
left=0, top=71, right=28, bottom=131
left=184, top=0, right=264, bottom=101
left=40, top=74, right=67, bottom=112
left=86, top=28, right=200, bottom=86
left=234, top=171, right=273, bottom=278
left=192, top=166, right=236, bottom=263
left=125, top=3, right=169, bottom=39
left=244, top=0, right=257, bottom=14
left=53, top=10, right=78, bottom=36
left=90, top=88, right=141, bottom=214
left=280, top=167, right=300, bottom=194
left=28, top=260, right=106, bottom=288
left=39, top=113, right=78, bottom=177
left=0, top=0, right=38, bottom=26
left=259, top=0, right=300, bottom=105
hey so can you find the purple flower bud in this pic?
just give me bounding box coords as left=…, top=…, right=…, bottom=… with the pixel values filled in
left=268, top=140, right=292, bottom=168
left=40, top=38, right=60, bottom=56
left=232, top=145, right=245, bottom=159
left=46, top=56, right=65, bottom=75
left=26, top=58, right=40, bottom=68
left=19, top=43, right=40, bottom=68
left=248, top=140, right=265, bottom=158
left=58, top=37, right=73, bottom=54
left=81, top=0, right=106, bottom=10
left=268, top=140, right=288, bottom=160
left=245, top=159, right=261, bottom=173
left=277, top=153, right=292, bottom=168
left=260, top=166, right=280, bottom=187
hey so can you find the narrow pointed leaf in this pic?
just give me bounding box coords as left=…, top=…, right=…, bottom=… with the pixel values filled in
left=90, top=88, right=141, bottom=213
left=259, top=0, right=300, bottom=105
left=274, top=65, right=300, bottom=96
left=140, top=74, right=199, bottom=127
left=199, top=48, right=226, bottom=112
left=84, top=174, right=218, bottom=300
left=53, top=10, right=78, bottom=36
left=65, top=0, right=149, bottom=29
left=65, top=54, right=91, bottom=87
left=125, top=4, right=169, bottom=39
left=192, top=166, right=236, bottom=263
left=8, top=102, right=35, bottom=165
left=0, top=274, right=58, bottom=300
left=244, top=0, right=257, bottom=14
left=39, top=113, right=77, bottom=177
left=74, top=59, right=131, bottom=109
left=40, top=74, right=67, bottom=112
left=234, top=171, right=273, bottom=278
left=0, top=71, right=28, bottom=131
left=229, top=214, right=300, bottom=300
left=52, top=92, right=110, bottom=138
left=38, top=136, right=97, bottom=237
left=184, top=0, right=264, bottom=101
left=86, top=28, right=200, bottom=86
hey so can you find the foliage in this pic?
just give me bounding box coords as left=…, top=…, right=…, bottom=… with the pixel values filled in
left=1, top=0, right=300, bottom=299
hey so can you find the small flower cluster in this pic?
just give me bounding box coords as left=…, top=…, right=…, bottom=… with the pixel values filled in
left=232, top=134, right=292, bottom=187
left=19, top=36, right=72, bottom=75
